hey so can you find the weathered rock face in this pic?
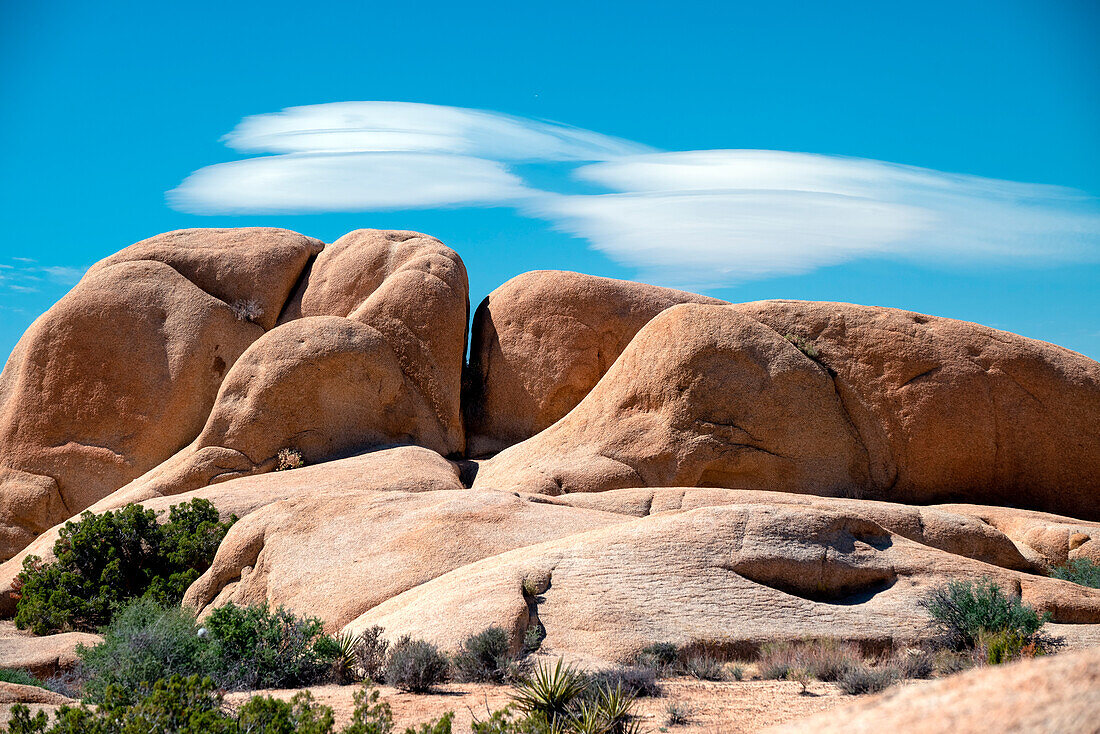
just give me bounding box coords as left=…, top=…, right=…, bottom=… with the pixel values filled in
left=0, top=261, right=264, bottom=560
left=0, top=446, right=463, bottom=616
left=281, top=229, right=468, bottom=456
left=0, top=621, right=100, bottom=679
left=184, top=489, right=626, bottom=630
left=99, top=230, right=470, bottom=503
left=763, top=646, right=1100, bottom=734
left=344, top=502, right=1100, bottom=664
left=89, top=227, right=325, bottom=330
left=474, top=301, right=1100, bottom=519
left=463, top=271, right=724, bottom=457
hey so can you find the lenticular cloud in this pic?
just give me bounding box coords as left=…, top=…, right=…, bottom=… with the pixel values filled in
left=168, top=102, right=1100, bottom=284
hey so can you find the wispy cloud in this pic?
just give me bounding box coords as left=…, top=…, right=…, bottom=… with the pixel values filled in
left=0, top=260, right=86, bottom=295
left=168, top=103, right=1100, bottom=285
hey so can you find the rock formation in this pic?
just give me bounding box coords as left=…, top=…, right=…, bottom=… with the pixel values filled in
left=463, top=271, right=723, bottom=456
left=475, top=301, right=1100, bottom=519
left=762, top=645, right=1100, bottom=734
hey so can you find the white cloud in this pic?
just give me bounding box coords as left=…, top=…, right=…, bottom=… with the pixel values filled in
left=0, top=260, right=86, bottom=294
left=220, top=102, right=652, bottom=160
left=170, top=152, right=533, bottom=214
left=529, top=151, right=1100, bottom=285
left=169, top=103, right=1100, bottom=285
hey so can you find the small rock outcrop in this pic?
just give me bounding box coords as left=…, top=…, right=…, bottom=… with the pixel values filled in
left=475, top=301, right=1100, bottom=519
left=762, top=646, right=1100, bottom=734
left=463, top=271, right=723, bottom=456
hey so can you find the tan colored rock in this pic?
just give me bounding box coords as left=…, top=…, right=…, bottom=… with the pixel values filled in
left=0, top=260, right=264, bottom=560
left=548, top=487, right=1039, bottom=571
left=475, top=302, right=1100, bottom=519
left=0, top=682, right=77, bottom=707
left=89, top=227, right=324, bottom=330
left=763, top=646, right=1100, bottom=734
left=184, top=489, right=627, bottom=630
left=345, top=503, right=1100, bottom=664
left=463, top=271, right=723, bottom=456
left=281, top=230, right=468, bottom=456
left=0, top=621, right=100, bottom=679
left=936, top=503, right=1100, bottom=568
left=0, top=446, right=461, bottom=616
left=94, top=230, right=470, bottom=504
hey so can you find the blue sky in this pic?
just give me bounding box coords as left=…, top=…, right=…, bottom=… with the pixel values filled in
left=2, top=0, right=1098, bottom=361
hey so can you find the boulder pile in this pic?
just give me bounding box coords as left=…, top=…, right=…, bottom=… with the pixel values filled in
left=2, top=227, right=1099, bottom=666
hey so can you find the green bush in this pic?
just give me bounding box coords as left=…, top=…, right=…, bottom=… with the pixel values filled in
left=202, top=602, right=336, bottom=691
left=78, top=598, right=211, bottom=704
left=236, top=691, right=336, bottom=734
left=634, top=642, right=678, bottom=674
left=1050, top=558, right=1100, bottom=588
left=385, top=637, right=448, bottom=693
left=451, top=627, right=524, bottom=685
left=0, top=669, right=45, bottom=688
left=919, top=578, right=1047, bottom=651
left=14, top=499, right=234, bottom=634
left=836, top=664, right=899, bottom=695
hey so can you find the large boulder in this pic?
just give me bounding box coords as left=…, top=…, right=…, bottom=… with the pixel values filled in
left=344, top=502, right=1100, bottom=664
left=0, top=621, right=100, bottom=679
left=763, top=646, right=1100, bottom=734
left=0, top=446, right=461, bottom=616
left=94, top=230, right=470, bottom=503
left=463, top=271, right=723, bottom=456
left=0, top=228, right=322, bottom=561
left=474, top=302, right=1100, bottom=518
left=184, top=489, right=627, bottom=630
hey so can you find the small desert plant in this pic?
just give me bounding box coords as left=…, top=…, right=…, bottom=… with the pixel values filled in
left=229, top=299, right=264, bottom=323
left=0, top=668, right=45, bottom=688
left=452, top=626, right=523, bottom=684
left=352, top=625, right=391, bottom=683
left=729, top=664, right=744, bottom=681
left=522, top=624, right=544, bottom=654
left=664, top=701, right=692, bottom=726
left=511, top=658, right=589, bottom=730
left=789, top=666, right=814, bottom=694
left=385, top=637, right=449, bottom=693
left=931, top=648, right=975, bottom=677
left=634, top=642, right=679, bottom=675
left=892, top=647, right=934, bottom=679
left=836, top=663, right=900, bottom=695
left=757, top=638, right=861, bottom=682
left=681, top=652, right=725, bottom=681
left=327, top=631, right=361, bottom=684
left=588, top=665, right=660, bottom=698
left=1050, top=558, right=1100, bottom=588
left=236, top=689, right=337, bottom=733
left=276, top=447, right=306, bottom=471
left=784, top=332, right=820, bottom=360
left=14, top=499, right=234, bottom=634
left=919, top=578, right=1047, bottom=651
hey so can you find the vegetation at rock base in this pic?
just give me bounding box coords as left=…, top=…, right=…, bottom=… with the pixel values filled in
left=919, top=578, right=1050, bottom=652
left=276, top=447, right=307, bottom=471
left=2, top=676, right=454, bottom=734
left=451, top=626, right=528, bottom=685
left=757, top=638, right=863, bottom=682
left=384, top=637, right=449, bottom=693
left=784, top=332, right=820, bottom=360
left=0, top=668, right=46, bottom=688
left=1050, top=558, right=1100, bottom=588
left=14, top=499, right=235, bottom=635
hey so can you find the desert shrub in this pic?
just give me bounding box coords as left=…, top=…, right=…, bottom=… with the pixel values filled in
left=1050, top=558, right=1100, bottom=588
left=919, top=578, right=1047, bottom=651
left=203, top=602, right=336, bottom=690
left=522, top=624, right=544, bottom=654
left=757, top=638, right=861, bottom=682
left=729, top=665, right=744, bottom=681
left=229, top=299, right=264, bottom=323
left=452, top=627, right=528, bottom=685
left=14, top=499, right=234, bottom=634
left=931, top=648, right=975, bottom=677
left=587, top=666, right=659, bottom=698
left=351, top=626, right=390, bottom=683
left=664, top=701, right=692, bottom=726
left=236, top=690, right=336, bottom=734
left=836, top=663, right=900, bottom=695
left=681, top=652, right=725, bottom=681
left=892, top=647, right=934, bottom=679
left=79, top=598, right=210, bottom=704
left=784, top=333, right=820, bottom=360
left=276, top=447, right=306, bottom=471
left=385, top=637, right=448, bottom=693
left=633, top=642, right=679, bottom=674
left=0, top=669, right=45, bottom=688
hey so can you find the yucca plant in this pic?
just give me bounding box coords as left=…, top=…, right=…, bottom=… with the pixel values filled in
left=591, top=682, right=637, bottom=734
left=511, top=658, right=588, bottom=731
left=332, top=631, right=360, bottom=682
